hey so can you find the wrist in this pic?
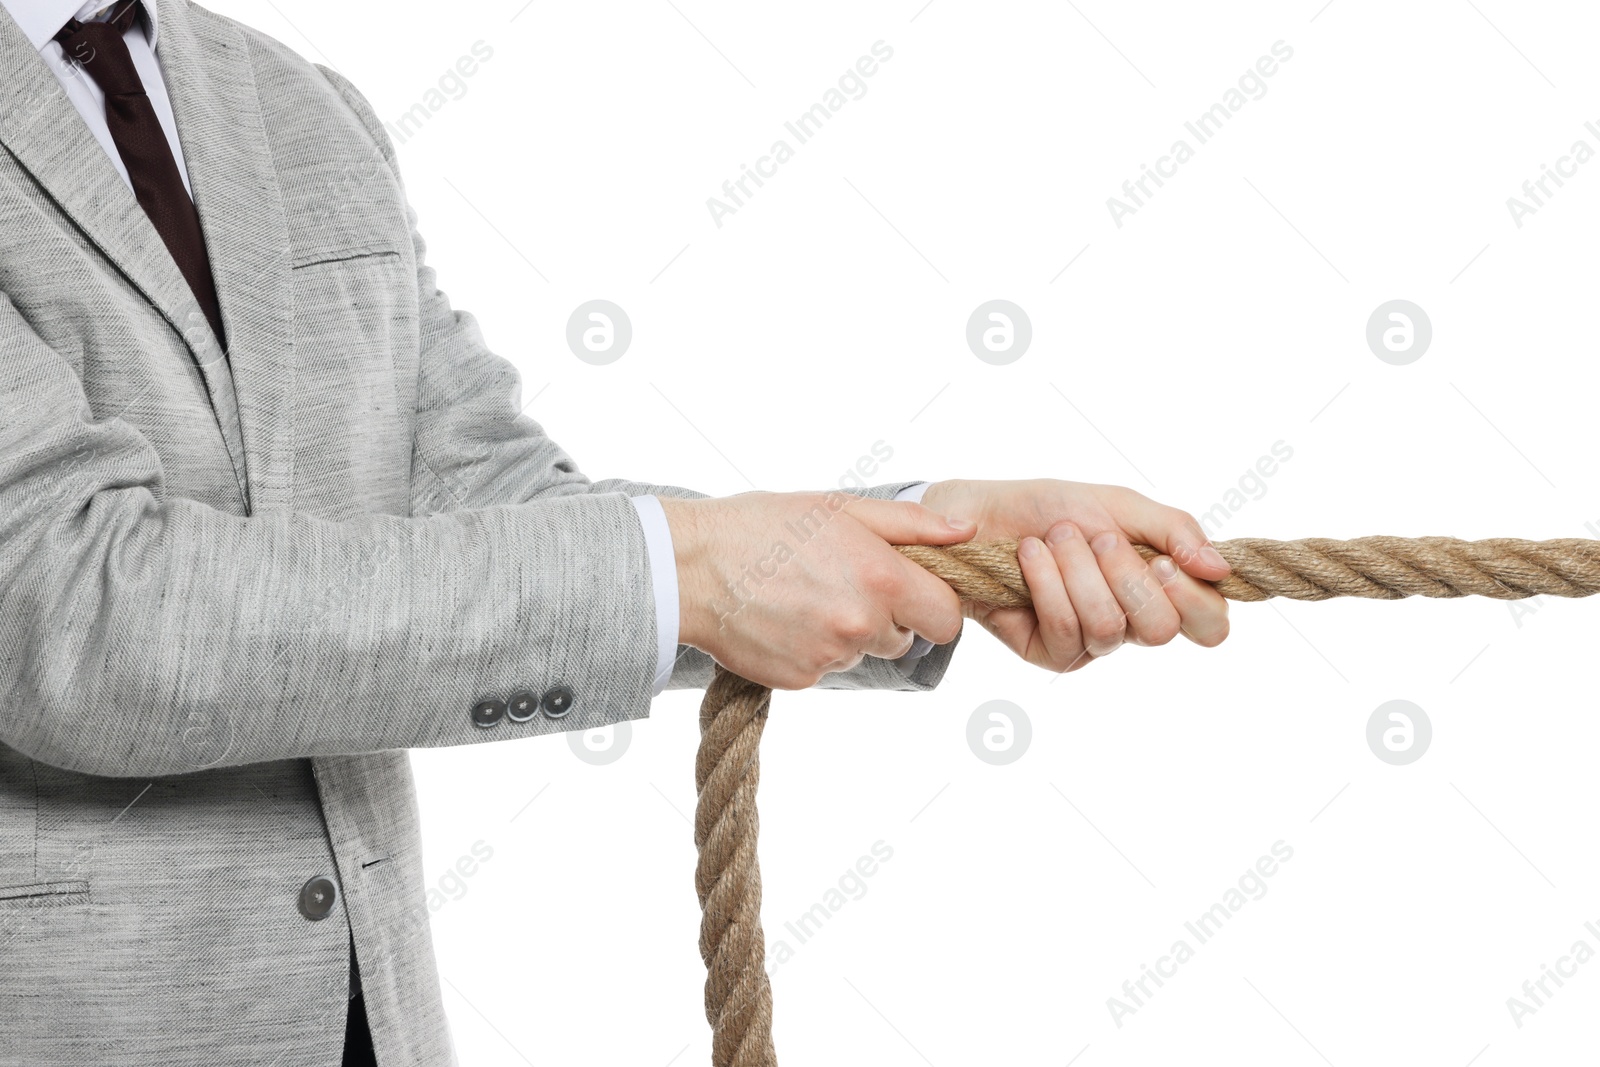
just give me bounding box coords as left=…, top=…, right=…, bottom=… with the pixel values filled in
left=659, top=496, right=717, bottom=651
left=919, top=479, right=971, bottom=519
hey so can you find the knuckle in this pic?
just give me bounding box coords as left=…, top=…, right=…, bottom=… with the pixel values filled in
left=833, top=611, right=878, bottom=645
left=1086, top=612, right=1126, bottom=645
left=858, top=560, right=902, bottom=598
left=1043, top=608, right=1081, bottom=644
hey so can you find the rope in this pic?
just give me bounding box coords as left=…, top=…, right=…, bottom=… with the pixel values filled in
left=898, top=535, right=1600, bottom=604
left=694, top=667, right=777, bottom=1067
left=693, top=535, right=1600, bottom=1064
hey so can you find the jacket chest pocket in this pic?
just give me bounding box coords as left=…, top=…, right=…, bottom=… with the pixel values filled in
left=288, top=249, right=420, bottom=518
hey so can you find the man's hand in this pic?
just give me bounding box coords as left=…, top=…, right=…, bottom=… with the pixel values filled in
left=920, top=478, right=1232, bottom=671
left=661, top=492, right=977, bottom=689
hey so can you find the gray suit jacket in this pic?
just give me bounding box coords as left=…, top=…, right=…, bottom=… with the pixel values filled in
left=0, top=2, right=960, bottom=1063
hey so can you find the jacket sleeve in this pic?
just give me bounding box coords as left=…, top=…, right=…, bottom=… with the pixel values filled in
left=0, top=287, right=667, bottom=778
left=316, top=66, right=962, bottom=698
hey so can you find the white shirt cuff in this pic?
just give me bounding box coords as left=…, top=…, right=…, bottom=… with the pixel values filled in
left=629, top=495, right=679, bottom=696
left=893, top=481, right=932, bottom=505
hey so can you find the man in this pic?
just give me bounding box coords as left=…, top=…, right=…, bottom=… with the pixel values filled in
left=0, top=1, right=1232, bottom=1062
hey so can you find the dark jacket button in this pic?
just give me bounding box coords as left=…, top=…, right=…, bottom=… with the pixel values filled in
left=299, top=876, right=337, bottom=921
left=540, top=686, right=574, bottom=718
left=471, top=698, right=507, bottom=729
left=507, top=691, right=539, bottom=723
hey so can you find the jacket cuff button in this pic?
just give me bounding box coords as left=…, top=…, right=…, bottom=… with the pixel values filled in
left=506, top=691, right=538, bottom=723
left=540, top=686, right=574, bottom=719
left=470, top=698, right=507, bottom=729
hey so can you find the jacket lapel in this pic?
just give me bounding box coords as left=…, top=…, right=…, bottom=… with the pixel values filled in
left=0, top=2, right=254, bottom=507
left=155, top=0, right=296, bottom=515
left=0, top=1, right=300, bottom=517
left=0, top=9, right=206, bottom=350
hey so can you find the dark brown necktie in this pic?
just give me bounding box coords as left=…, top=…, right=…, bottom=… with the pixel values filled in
left=55, top=1, right=226, bottom=347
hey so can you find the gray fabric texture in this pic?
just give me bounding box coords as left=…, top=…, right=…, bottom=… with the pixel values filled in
left=0, top=1, right=961, bottom=1063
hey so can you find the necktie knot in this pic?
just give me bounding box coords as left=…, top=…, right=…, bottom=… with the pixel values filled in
left=55, top=2, right=144, bottom=97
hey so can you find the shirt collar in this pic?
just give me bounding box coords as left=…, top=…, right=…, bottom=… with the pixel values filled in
left=0, top=0, right=157, bottom=51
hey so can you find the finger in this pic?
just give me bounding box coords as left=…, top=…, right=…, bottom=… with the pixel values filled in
left=1089, top=529, right=1182, bottom=646
left=843, top=496, right=978, bottom=546
left=1016, top=535, right=1089, bottom=671
left=817, top=596, right=908, bottom=674
left=1148, top=554, right=1231, bottom=647
left=839, top=547, right=965, bottom=658
left=856, top=620, right=919, bottom=661
left=883, top=551, right=966, bottom=647
left=1101, top=489, right=1230, bottom=581
left=1046, top=521, right=1125, bottom=657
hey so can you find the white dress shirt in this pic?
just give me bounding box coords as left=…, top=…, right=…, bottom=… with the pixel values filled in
left=1, top=0, right=934, bottom=692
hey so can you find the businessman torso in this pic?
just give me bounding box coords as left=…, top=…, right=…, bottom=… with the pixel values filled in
left=1, top=3, right=484, bottom=1063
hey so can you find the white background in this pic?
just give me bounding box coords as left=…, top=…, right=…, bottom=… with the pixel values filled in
left=212, top=1, right=1600, bottom=1063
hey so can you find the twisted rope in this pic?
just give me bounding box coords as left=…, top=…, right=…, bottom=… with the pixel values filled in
left=694, top=535, right=1600, bottom=1064
left=898, top=535, right=1600, bottom=605
left=695, top=667, right=777, bottom=1067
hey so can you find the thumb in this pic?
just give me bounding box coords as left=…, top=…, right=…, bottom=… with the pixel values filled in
left=843, top=496, right=978, bottom=546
